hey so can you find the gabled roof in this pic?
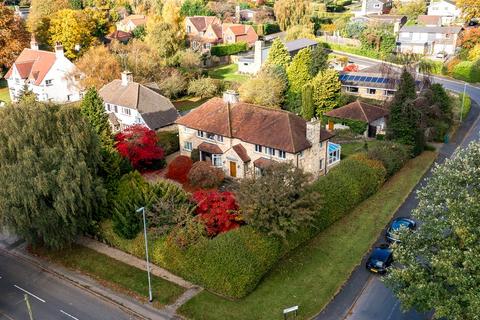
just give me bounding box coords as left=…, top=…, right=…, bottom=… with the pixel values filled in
left=399, top=25, right=462, bottom=34
left=4, top=48, right=57, bottom=86
left=106, top=30, right=132, bottom=42
left=187, top=16, right=220, bottom=32
left=232, top=144, right=251, bottom=162
left=417, top=15, right=442, bottom=26
left=325, top=100, right=389, bottom=123
left=119, top=14, right=147, bottom=27
left=176, top=97, right=332, bottom=153
left=99, top=79, right=179, bottom=130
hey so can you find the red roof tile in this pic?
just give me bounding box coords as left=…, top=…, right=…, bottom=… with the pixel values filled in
left=325, top=100, right=389, bottom=123
left=232, top=144, right=251, bottom=162
left=198, top=142, right=223, bottom=154
left=4, top=49, right=57, bottom=86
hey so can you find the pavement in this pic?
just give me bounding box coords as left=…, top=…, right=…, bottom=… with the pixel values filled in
left=316, top=51, right=480, bottom=320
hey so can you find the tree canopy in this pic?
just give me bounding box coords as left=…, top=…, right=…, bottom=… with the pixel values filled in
left=273, top=0, right=311, bottom=31
left=0, top=101, right=105, bottom=249
left=265, top=38, right=291, bottom=69
left=238, top=66, right=287, bottom=108
left=384, top=142, right=480, bottom=320
left=286, top=48, right=313, bottom=95
left=74, top=45, right=121, bottom=90
left=456, top=0, right=480, bottom=21
left=311, top=69, right=342, bottom=115
left=0, top=5, right=30, bottom=69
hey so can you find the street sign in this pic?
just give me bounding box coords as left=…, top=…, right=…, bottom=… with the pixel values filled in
left=283, top=305, right=299, bottom=319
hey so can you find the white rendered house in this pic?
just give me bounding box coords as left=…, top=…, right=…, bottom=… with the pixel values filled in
left=5, top=40, right=82, bottom=103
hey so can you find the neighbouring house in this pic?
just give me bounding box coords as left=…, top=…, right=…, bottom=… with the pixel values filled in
left=418, top=15, right=443, bottom=27
left=325, top=100, right=389, bottom=138
left=354, top=14, right=407, bottom=33
left=222, top=23, right=259, bottom=46
left=186, top=16, right=223, bottom=51
left=237, top=38, right=318, bottom=74
left=105, top=30, right=132, bottom=44
left=427, top=0, right=461, bottom=25
left=339, top=64, right=401, bottom=100
left=14, top=6, right=29, bottom=20
left=99, top=71, right=179, bottom=132
left=354, top=0, right=393, bottom=17
left=176, top=91, right=340, bottom=178
left=5, top=38, right=83, bottom=103
left=397, top=25, right=462, bottom=56
left=116, top=15, right=147, bottom=32
left=236, top=6, right=274, bottom=23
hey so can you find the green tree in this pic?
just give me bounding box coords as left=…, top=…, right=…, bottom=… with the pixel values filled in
left=265, top=38, right=291, bottom=69
left=392, top=68, right=417, bottom=104
left=0, top=101, right=105, bottom=249
left=309, top=45, right=328, bottom=76
left=180, top=0, right=212, bottom=16
left=145, top=20, right=182, bottom=60
left=273, top=0, right=311, bottom=31
left=393, top=0, right=426, bottom=20
left=80, top=88, right=112, bottom=146
left=384, top=142, right=480, bottom=320
left=69, top=0, right=83, bottom=9
left=456, top=0, right=480, bottom=21
left=237, top=162, right=318, bottom=239
left=311, top=69, right=342, bottom=115
left=238, top=66, right=287, bottom=108
left=187, top=77, right=220, bottom=99
left=301, top=82, right=314, bottom=120
left=430, top=83, right=452, bottom=118
left=286, top=47, right=313, bottom=95
left=0, top=4, right=30, bottom=69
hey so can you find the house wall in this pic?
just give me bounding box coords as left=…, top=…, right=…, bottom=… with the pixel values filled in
left=427, top=1, right=461, bottom=18
left=116, top=20, right=137, bottom=32
left=103, top=102, right=145, bottom=130
left=186, top=19, right=200, bottom=36
left=397, top=30, right=459, bottom=55
left=371, top=117, right=386, bottom=134
left=341, top=85, right=396, bottom=100
left=178, top=124, right=328, bottom=178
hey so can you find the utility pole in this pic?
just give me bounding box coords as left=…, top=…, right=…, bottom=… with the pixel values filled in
left=137, top=207, right=153, bottom=302
left=24, top=294, right=34, bottom=320
left=460, top=82, right=467, bottom=123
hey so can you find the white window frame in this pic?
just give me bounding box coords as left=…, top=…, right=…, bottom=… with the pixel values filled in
left=212, top=154, right=222, bottom=167
left=184, top=141, right=193, bottom=151
left=216, top=135, right=223, bottom=142
left=367, top=88, right=377, bottom=95
left=122, top=107, right=131, bottom=116
left=265, top=147, right=275, bottom=156
left=206, top=132, right=215, bottom=140
left=255, top=144, right=262, bottom=153
left=320, top=158, right=324, bottom=170
left=197, top=130, right=204, bottom=138
left=278, top=150, right=286, bottom=159
left=106, top=103, right=111, bottom=112
left=45, top=79, right=53, bottom=86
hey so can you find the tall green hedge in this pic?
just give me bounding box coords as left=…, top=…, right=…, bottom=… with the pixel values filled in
left=210, top=42, right=248, bottom=57
left=452, top=61, right=480, bottom=83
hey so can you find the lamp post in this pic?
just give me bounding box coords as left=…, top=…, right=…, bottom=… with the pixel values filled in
left=137, top=207, right=153, bottom=302
left=460, top=82, right=467, bottom=123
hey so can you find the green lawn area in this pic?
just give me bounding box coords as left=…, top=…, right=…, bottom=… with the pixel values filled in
left=179, top=151, right=437, bottom=320
left=0, top=78, right=10, bottom=104
left=208, top=64, right=250, bottom=83
left=33, top=245, right=185, bottom=307
left=173, top=96, right=209, bottom=112
left=340, top=140, right=381, bottom=158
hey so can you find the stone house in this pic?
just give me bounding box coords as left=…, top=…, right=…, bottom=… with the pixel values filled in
left=99, top=71, right=179, bottom=132
left=325, top=100, right=389, bottom=138
left=5, top=39, right=82, bottom=103
left=116, top=15, right=147, bottom=33
left=176, top=92, right=340, bottom=179
left=397, top=25, right=462, bottom=56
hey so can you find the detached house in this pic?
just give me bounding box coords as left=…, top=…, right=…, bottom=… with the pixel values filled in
left=99, top=71, right=179, bottom=132
left=222, top=24, right=258, bottom=46
left=116, top=15, right=147, bottom=32
left=397, top=25, right=462, bottom=56
left=427, top=0, right=461, bottom=25
left=355, top=0, right=393, bottom=16
left=176, top=92, right=340, bottom=179
left=5, top=39, right=82, bottom=103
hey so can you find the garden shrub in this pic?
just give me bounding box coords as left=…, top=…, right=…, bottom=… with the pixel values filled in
left=452, top=60, right=480, bottom=83
left=188, top=161, right=224, bottom=189
left=367, top=141, right=411, bottom=177
left=100, top=220, right=147, bottom=258
left=187, top=77, right=220, bottom=99
left=210, top=42, right=248, bottom=57
left=190, top=148, right=200, bottom=162
left=264, top=23, right=280, bottom=35
left=166, top=155, right=193, bottom=183
left=157, top=131, right=179, bottom=156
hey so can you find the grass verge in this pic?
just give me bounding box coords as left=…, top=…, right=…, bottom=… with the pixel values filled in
left=208, top=64, right=250, bottom=83
left=32, top=244, right=185, bottom=307
left=179, top=151, right=437, bottom=320
left=340, top=140, right=381, bottom=158
left=0, top=78, right=10, bottom=104
left=173, top=96, right=209, bottom=112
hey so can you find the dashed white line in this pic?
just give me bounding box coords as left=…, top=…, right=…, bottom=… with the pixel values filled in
left=13, top=285, right=46, bottom=303
left=60, top=310, right=80, bottom=320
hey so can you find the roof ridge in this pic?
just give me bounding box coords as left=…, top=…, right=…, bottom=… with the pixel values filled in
left=287, top=113, right=296, bottom=152
left=358, top=100, right=370, bottom=122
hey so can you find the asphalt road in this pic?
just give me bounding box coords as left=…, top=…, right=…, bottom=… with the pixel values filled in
left=0, top=250, right=136, bottom=320
left=317, top=51, right=480, bottom=320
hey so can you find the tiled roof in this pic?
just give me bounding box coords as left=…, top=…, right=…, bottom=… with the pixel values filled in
left=325, top=100, right=389, bottom=123
left=198, top=142, right=223, bottom=154
left=4, top=49, right=57, bottom=86
left=232, top=144, right=251, bottom=162
left=253, top=157, right=276, bottom=169
left=188, top=16, right=220, bottom=32
left=119, top=14, right=147, bottom=27
left=99, top=79, right=179, bottom=130
left=176, top=97, right=332, bottom=153
left=106, top=30, right=132, bottom=41
left=417, top=15, right=442, bottom=25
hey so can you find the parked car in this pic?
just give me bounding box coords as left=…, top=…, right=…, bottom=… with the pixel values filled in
left=435, top=51, right=447, bottom=59
left=386, top=217, right=416, bottom=243
left=366, top=244, right=393, bottom=274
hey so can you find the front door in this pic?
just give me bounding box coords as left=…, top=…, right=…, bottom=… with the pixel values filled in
left=229, top=161, right=237, bottom=178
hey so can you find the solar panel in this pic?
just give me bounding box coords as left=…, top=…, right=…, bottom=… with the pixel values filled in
left=353, top=76, right=361, bottom=81
left=365, top=77, right=373, bottom=82
left=382, top=79, right=389, bottom=83
left=340, top=74, right=348, bottom=80
left=359, top=76, right=367, bottom=81
left=375, top=77, right=384, bottom=83
left=347, top=75, right=355, bottom=80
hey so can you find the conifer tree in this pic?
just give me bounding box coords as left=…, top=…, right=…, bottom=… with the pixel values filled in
left=265, top=38, right=291, bottom=69
left=301, top=83, right=315, bottom=120
left=286, top=47, right=313, bottom=95
left=311, top=69, right=342, bottom=115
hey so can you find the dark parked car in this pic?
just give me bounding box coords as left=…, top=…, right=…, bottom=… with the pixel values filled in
left=366, top=245, right=393, bottom=274
left=386, top=217, right=416, bottom=243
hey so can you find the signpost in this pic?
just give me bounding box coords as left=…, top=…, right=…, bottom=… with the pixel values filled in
left=283, top=305, right=299, bottom=320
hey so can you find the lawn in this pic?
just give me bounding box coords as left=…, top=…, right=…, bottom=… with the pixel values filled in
left=32, top=245, right=185, bottom=307
left=208, top=64, right=250, bottom=83
left=179, top=151, right=437, bottom=320
left=173, top=96, right=209, bottom=112
left=340, top=140, right=381, bottom=158
left=0, top=78, right=10, bottom=104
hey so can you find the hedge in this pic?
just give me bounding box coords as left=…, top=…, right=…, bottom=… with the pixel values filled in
left=157, top=131, right=179, bottom=156
left=452, top=61, right=480, bottom=83
left=210, top=42, right=248, bottom=57
left=325, top=116, right=367, bottom=135
left=264, top=23, right=280, bottom=35
left=366, top=141, right=411, bottom=177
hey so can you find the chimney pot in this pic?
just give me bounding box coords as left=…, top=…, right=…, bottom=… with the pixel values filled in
left=121, top=70, right=133, bottom=86
left=223, top=90, right=239, bottom=104
left=54, top=43, right=64, bottom=58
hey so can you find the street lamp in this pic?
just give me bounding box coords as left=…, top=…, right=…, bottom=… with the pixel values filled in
left=136, top=207, right=153, bottom=302
left=460, top=82, right=467, bottom=123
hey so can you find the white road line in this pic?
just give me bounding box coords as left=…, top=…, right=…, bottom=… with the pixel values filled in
left=60, top=310, right=80, bottom=320
left=13, top=285, right=46, bottom=303
left=386, top=300, right=399, bottom=320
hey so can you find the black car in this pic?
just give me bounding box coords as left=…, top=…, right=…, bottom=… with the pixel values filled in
left=366, top=245, right=393, bottom=274
left=386, top=217, right=416, bottom=243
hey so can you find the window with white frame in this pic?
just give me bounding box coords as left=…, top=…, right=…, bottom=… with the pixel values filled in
left=216, top=135, right=223, bottom=142
left=106, top=104, right=111, bottom=111
left=265, top=147, right=275, bottom=156
left=114, top=105, right=118, bottom=113
left=184, top=141, right=193, bottom=151
left=347, top=86, right=359, bottom=93
left=212, top=154, right=222, bottom=167
left=206, top=132, right=215, bottom=140
left=45, top=79, right=53, bottom=86
left=384, top=90, right=395, bottom=96
left=122, top=107, right=131, bottom=115
left=67, top=94, right=72, bottom=101
left=373, top=3, right=380, bottom=8
left=278, top=150, right=286, bottom=159
left=197, top=130, right=204, bottom=137
left=255, top=144, right=262, bottom=153
left=367, top=88, right=377, bottom=95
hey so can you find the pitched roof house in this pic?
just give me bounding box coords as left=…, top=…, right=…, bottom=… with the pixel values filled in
left=4, top=39, right=82, bottom=103
left=99, top=71, right=179, bottom=131
left=397, top=25, right=462, bottom=56
left=222, top=24, right=258, bottom=45
left=325, top=100, right=389, bottom=137
left=176, top=91, right=340, bottom=178
left=355, top=0, right=393, bottom=16
left=105, top=30, right=132, bottom=44
left=427, top=0, right=461, bottom=24
left=116, top=15, right=147, bottom=32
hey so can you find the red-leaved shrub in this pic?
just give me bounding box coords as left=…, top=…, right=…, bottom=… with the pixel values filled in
left=115, top=125, right=165, bottom=171
left=343, top=64, right=359, bottom=72
left=192, top=190, right=241, bottom=236
left=166, top=155, right=193, bottom=183
left=188, top=161, right=224, bottom=189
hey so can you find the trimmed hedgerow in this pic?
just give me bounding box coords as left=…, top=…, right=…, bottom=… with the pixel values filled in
left=367, top=141, right=411, bottom=177
left=210, top=42, right=248, bottom=57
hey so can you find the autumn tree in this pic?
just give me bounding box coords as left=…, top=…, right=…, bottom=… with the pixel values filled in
left=48, top=9, right=95, bottom=59
left=311, top=69, right=342, bottom=115
left=265, top=38, right=291, bottom=69
left=456, top=0, right=480, bottom=21
left=392, top=0, right=426, bottom=20
left=384, top=142, right=480, bottom=320
left=285, top=23, right=315, bottom=41
left=74, top=45, right=121, bottom=90
left=27, top=0, right=70, bottom=41
left=0, top=101, right=105, bottom=249
left=187, top=77, right=220, bottom=99
left=145, top=18, right=183, bottom=60
left=274, top=0, right=311, bottom=31
left=459, top=28, right=480, bottom=51
left=0, top=5, right=30, bottom=69
left=239, top=66, right=287, bottom=108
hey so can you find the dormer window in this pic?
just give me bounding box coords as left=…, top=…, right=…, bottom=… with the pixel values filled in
left=45, top=79, right=53, bottom=86
left=216, top=135, right=223, bottom=142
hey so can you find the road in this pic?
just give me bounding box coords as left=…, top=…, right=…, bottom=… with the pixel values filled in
left=317, top=51, right=480, bottom=320
left=0, top=249, right=136, bottom=320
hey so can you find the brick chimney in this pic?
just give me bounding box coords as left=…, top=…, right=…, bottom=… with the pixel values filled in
left=223, top=90, right=239, bottom=104
left=54, top=43, right=64, bottom=58
left=121, top=70, right=133, bottom=86
left=30, top=34, right=39, bottom=50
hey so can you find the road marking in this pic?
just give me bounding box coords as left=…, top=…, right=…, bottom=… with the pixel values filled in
left=13, top=285, right=46, bottom=303
left=0, top=309, right=15, bottom=320
left=60, top=310, right=80, bottom=320
left=386, top=300, right=399, bottom=320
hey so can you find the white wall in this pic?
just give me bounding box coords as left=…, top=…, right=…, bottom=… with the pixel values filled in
left=427, top=1, right=461, bottom=18
left=104, top=102, right=145, bottom=129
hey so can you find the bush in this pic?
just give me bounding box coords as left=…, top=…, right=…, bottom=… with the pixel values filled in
left=100, top=220, right=147, bottom=258
left=210, top=42, right=248, bottom=57
left=187, top=77, right=220, bottom=98
left=367, top=141, right=411, bottom=177
left=190, top=148, right=200, bottom=162
left=188, top=161, right=224, bottom=189
left=452, top=60, right=480, bottom=83
left=166, top=155, right=193, bottom=183
left=157, top=131, right=179, bottom=156
left=264, top=23, right=280, bottom=35
left=157, top=70, right=187, bottom=99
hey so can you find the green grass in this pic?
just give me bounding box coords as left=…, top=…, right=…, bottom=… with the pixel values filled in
left=33, top=245, right=185, bottom=307
left=173, top=96, right=209, bottom=112
left=340, top=140, right=381, bottom=158
left=208, top=64, right=250, bottom=83
left=0, top=79, right=10, bottom=104
left=179, top=151, right=437, bottom=320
